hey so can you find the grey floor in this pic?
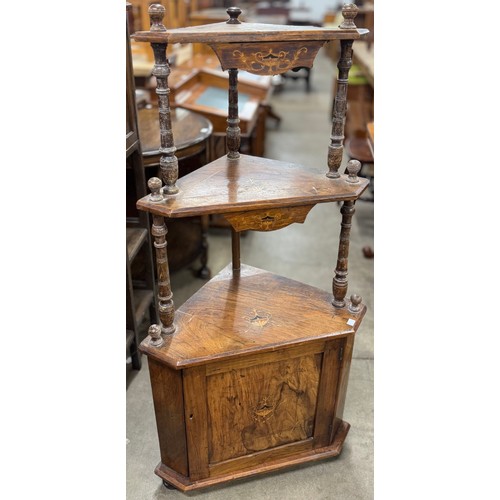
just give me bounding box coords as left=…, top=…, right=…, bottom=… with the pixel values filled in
left=127, top=49, right=374, bottom=499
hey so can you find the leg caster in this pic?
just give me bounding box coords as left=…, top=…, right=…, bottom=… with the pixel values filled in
left=163, top=479, right=176, bottom=490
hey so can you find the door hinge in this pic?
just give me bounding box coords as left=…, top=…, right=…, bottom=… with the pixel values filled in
left=339, top=346, right=344, bottom=362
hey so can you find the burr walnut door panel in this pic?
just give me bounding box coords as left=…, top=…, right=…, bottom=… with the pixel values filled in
left=206, top=352, right=323, bottom=465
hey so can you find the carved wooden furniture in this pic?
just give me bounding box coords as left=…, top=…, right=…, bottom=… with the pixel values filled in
left=137, top=107, right=213, bottom=276
left=132, top=3, right=369, bottom=490
left=126, top=3, right=158, bottom=370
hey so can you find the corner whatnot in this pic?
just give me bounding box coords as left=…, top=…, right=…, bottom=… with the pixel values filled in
left=132, top=3, right=369, bottom=491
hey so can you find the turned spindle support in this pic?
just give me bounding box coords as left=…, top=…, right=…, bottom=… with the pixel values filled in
left=149, top=4, right=179, bottom=195
left=227, top=68, right=241, bottom=159
left=327, top=4, right=358, bottom=179
left=332, top=200, right=356, bottom=308
left=148, top=177, right=176, bottom=334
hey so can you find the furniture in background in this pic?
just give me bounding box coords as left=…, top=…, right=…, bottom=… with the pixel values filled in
left=137, top=106, right=213, bottom=277
left=132, top=4, right=369, bottom=491
left=126, top=3, right=158, bottom=370
left=168, top=66, right=273, bottom=159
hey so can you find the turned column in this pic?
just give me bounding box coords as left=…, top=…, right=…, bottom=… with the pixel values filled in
left=149, top=4, right=179, bottom=195
left=332, top=161, right=361, bottom=307
left=332, top=200, right=355, bottom=307
left=148, top=177, right=176, bottom=334
left=227, top=68, right=241, bottom=159
left=327, top=3, right=358, bottom=179
left=225, top=8, right=242, bottom=159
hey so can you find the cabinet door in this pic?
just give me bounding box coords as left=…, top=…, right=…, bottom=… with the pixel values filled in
left=183, top=338, right=346, bottom=479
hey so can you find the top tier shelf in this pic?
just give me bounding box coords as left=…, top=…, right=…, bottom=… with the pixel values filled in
left=132, top=4, right=367, bottom=43
left=132, top=4, right=368, bottom=75
left=132, top=21, right=368, bottom=44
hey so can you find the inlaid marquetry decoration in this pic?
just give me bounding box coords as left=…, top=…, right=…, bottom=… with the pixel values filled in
left=224, top=205, right=314, bottom=232
left=211, top=41, right=325, bottom=75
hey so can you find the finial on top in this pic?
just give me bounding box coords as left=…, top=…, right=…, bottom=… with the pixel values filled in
left=226, top=7, right=242, bottom=24
left=339, top=3, right=358, bottom=29
left=148, top=324, right=164, bottom=347
left=149, top=4, right=167, bottom=32
left=148, top=177, right=164, bottom=202
left=346, top=159, right=362, bottom=183
left=348, top=294, right=362, bottom=313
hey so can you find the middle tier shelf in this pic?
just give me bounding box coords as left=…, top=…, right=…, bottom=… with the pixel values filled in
left=140, top=263, right=366, bottom=370
left=137, top=154, right=369, bottom=218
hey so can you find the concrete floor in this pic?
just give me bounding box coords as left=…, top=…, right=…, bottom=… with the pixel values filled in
left=127, top=49, right=374, bottom=499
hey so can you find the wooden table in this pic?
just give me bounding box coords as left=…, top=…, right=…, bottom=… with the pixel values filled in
left=139, top=107, right=212, bottom=174
left=137, top=107, right=213, bottom=277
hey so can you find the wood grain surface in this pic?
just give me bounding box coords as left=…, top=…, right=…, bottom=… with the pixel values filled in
left=133, top=22, right=368, bottom=44
left=137, top=154, right=369, bottom=218
left=140, top=263, right=365, bottom=369
left=207, top=353, right=322, bottom=464
left=148, top=358, right=188, bottom=475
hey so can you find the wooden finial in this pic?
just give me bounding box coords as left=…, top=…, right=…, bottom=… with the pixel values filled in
left=348, top=293, right=362, bottom=313
left=346, top=159, right=361, bottom=183
left=339, top=3, right=358, bottom=29
left=149, top=4, right=167, bottom=32
left=226, top=7, right=242, bottom=24
left=148, top=177, right=164, bottom=202
left=148, top=324, right=164, bottom=347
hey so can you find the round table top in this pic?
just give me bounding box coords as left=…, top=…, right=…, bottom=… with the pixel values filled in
left=138, top=107, right=213, bottom=156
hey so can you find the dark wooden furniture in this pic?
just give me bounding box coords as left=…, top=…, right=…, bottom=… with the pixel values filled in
left=138, top=107, right=213, bottom=276
left=132, top=4, right=369, bottom=490
left=126, top=3, right=158, bottom=370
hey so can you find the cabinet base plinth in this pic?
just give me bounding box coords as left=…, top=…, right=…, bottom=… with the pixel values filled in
left=155, top=420, right=350, bottom=491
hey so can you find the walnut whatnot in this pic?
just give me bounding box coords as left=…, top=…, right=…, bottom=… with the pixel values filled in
left=133, top=5, right=369, bottom=491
